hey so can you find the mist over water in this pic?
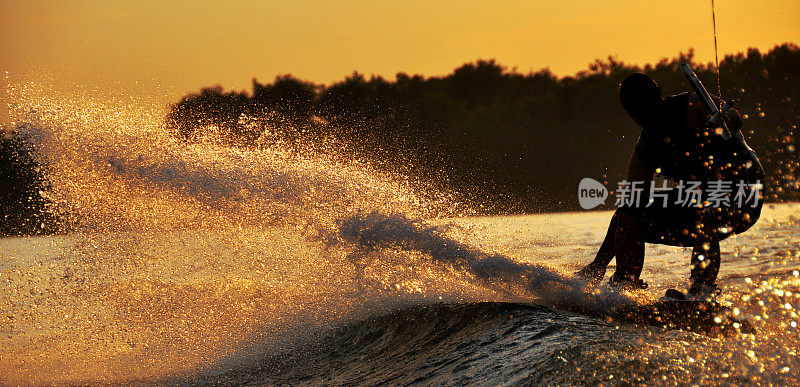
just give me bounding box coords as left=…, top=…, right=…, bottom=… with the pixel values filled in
left=1, top=84, right=799, bottom=385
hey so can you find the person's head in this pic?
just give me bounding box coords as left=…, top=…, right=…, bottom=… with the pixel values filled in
left=619, top=73, right=662, bottom=124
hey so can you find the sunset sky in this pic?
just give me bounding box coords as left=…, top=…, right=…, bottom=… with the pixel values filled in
left=1, top=0, right=798, bottom=124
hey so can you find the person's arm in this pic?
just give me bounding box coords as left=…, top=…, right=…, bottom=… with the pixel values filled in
left=627, top=151, right=655, bottom=203
left=627, top=151, right=655, bottom=182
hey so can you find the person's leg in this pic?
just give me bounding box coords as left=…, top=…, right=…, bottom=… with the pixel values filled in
left=608, top=210, right=647, bottom=289
left=689, top=239, right=721, bottom=297
left=594, top=212, right=618, bottom=266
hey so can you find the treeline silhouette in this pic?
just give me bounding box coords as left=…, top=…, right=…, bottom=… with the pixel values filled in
left=167, top=43, right=799, bottom=214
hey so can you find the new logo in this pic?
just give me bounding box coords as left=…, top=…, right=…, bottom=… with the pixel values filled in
left=578, top=178, right=608, bottom=209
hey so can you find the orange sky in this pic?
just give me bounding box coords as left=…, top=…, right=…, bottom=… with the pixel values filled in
left=1, top=0, right=798, bottom=124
